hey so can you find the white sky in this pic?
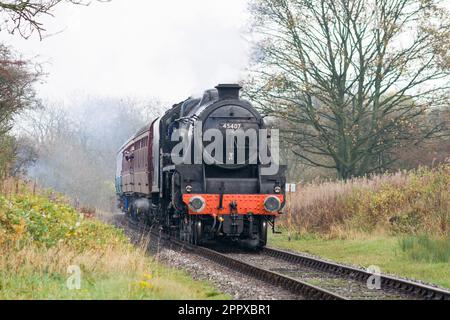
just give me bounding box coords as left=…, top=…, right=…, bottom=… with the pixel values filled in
left=4, top=0, right=251, bottom=104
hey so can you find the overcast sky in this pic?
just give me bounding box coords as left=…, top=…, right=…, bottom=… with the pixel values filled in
left=4, top=0, right=251, bottom=104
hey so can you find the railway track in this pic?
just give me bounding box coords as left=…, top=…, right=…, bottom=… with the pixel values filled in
left=261, top=247, right=450, bottom=300
left=170, top=237, right=346, bottom=300
left=217, top=246, right=450, bottom=300
left=120, top=216, right=450, bottom=300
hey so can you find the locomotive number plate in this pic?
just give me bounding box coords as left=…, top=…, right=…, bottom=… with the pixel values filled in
left=221, top=123, right=242, bottom=130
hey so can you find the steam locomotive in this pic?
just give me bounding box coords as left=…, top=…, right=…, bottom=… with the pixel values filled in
left=115, top=84, right=286, bottom=249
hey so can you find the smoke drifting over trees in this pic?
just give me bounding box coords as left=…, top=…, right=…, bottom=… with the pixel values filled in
left=17, top=97, right=162, bottom=209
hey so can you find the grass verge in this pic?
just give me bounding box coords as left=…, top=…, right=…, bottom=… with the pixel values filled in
left=0, top=191, right=228, bottom=300
left=268, top=231, right=450, bottom=290
left=0, top=245, right=227, bottom=300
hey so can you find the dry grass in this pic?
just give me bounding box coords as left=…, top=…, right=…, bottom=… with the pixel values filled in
left=0, top=180, right=227, bottom=300
left=284, top=171, right=408, bottom=236
left=1, top=244, right=149, bottom=279
left=0, top=177, right=38, bottom=197
left=0, top=240, right=227, bottom=300
left=282, top=162, right=450, bottom=239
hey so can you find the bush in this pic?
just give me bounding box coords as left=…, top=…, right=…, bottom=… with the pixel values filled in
left=283, top=163, right=450, bottom=238
left=0, top=192, right=128, bottom=250
left=0, top=188, right=227, bottom=300
left=346, top=164, right=449, bottom=236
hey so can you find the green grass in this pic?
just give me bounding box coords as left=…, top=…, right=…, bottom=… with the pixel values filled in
left=268, top=231, right=450, bottom=289
left=399, top=236, right=450, bottom=263
left=0, top=260, right=228, bottom=300
left=0, top=190, right=229, bottom=300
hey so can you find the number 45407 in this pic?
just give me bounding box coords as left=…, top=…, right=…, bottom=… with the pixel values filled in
left=222, top=123, right=242, bottom=130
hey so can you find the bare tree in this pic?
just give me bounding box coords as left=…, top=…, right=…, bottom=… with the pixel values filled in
left=246, top=0, right=450, bottom=179
left=20, top=98, right=162, bottom=209
left=0, top=0, right=109, bottom=39
left=19, top=103, right=72, bottom=147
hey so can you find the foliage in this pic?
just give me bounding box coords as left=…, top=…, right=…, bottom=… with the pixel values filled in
left=392, top=108, right=450, bottom=171
left=346, top=164, right=449, bottom=236
left=8, top=136, right=38, bottom=176
left=283, top=163, right=450, bottom=238
left=0, top=44, right=40, bottom=136
left=0, top=187, right=227, bottom=299
left=0, top=191, right=128, bottom=250
left=0, top=134, right=14, bottom=178
left=0, top=44, right=40, bottom=177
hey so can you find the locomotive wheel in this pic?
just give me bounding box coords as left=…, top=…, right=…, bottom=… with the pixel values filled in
left=188, top=220, right=194, bottom=244
left=130, top=205, right=137, bottom=221
left=180, top=217, right=192, bottom=243
left=135, top=208, right=141, bottom=222
left=259, top=219, right=268, bottom=247
left=245, top=218, right=268, bottom=250
left=179, top=218, right=187, bottom=242
left=193, top=218, right=203, bottom=245
left=179, top=216, right=203, bottom=245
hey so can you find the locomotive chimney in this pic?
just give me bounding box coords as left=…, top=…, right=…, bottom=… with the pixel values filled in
left=215, top=84, right=242, bottom=100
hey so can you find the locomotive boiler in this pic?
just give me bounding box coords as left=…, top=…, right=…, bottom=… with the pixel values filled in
left=115, top=84, right=286, bottom=249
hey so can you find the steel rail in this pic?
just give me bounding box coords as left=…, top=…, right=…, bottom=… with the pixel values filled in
left=122, top=217, right=449, bottom=300
left=263, top=247, right=450, bottom=300
left=124, top=218, right=345, bottom=300
left=167, top=236, right=347, bottom=300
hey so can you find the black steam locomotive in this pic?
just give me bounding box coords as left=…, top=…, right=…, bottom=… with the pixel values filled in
left=115, top=84, right=286, bottom=249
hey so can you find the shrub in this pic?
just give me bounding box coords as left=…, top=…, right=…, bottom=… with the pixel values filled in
left=0, top=184, right=226, bottom=300
left=282, top=163, right=450, bottom=239
left=0, top=193, right=128, bottom=250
